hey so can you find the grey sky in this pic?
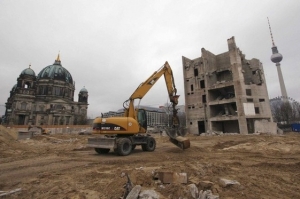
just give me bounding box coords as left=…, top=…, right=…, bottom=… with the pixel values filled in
left=0, top=0, right=299, bottom=118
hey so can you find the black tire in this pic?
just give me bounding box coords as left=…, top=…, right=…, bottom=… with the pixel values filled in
left=142, top=137, right=156, bottom=152
left=116, top=138, right=132, bottom=156
left=95, top=148, right=110, bottom=154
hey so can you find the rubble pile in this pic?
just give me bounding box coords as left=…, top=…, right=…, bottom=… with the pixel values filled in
left=118, top=170, right=243, bottom=198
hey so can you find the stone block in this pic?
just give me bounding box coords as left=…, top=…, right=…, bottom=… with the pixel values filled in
left=219, top=178, right=240, bottom=188
left=155, top=172, right=188, bottom=184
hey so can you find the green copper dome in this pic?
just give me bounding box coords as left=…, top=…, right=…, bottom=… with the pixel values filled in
left=21, top=67, right=36, bottom=76
left=37, top=55, right=73, bottom=84
left=80, top=87, right=88, bottom=93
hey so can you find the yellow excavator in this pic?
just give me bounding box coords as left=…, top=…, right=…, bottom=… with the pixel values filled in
left=87, top=61, right=190, bottom=156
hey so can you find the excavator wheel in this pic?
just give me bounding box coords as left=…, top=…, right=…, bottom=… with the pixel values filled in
left=142, top=137, right=156, bottom=152
left=95, top=148, right=110, bottom=154
left=115, top=137, right=132, bottom=156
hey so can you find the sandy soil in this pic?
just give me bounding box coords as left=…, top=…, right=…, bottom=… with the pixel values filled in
left=1, top=125, right=300, bottom=199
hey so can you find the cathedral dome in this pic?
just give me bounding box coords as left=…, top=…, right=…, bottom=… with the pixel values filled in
left=37, top=55, right=73, bottom=84
left=21, top=67, right=36, bottom=76
left=80, top=87, right=88, bottom=93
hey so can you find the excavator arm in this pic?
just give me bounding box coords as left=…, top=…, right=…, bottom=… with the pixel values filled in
left=124, top=62, right=178, bottom=121
left=123, top=62, right=190, bottom=149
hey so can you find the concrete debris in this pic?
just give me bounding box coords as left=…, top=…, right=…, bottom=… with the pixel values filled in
left=188, top=184, right=198, bottom=199
left=154, top=172, right=188, bottom=184
left=0, top=188, right=22, bottom=197
left=122, top=173, right=134, bottom=198
left=187, top=184, right=219, bottom=199
left=198, top=190, right=219, bottom=199
left=125, top=185, right=141, bottom=199
left=219, top=178, right=240, bottom=188
left=139, top=190, right=159, bottom=199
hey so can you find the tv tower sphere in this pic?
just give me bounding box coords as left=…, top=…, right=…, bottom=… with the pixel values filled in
left=268, top=17, right=288, bottom=102
left=271, top=47, right=283, bottom=63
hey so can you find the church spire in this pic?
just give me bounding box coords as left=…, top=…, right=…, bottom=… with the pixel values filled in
left=56, top=52, right=60, bottom=61
left=54, top=52, right=61, bottom=65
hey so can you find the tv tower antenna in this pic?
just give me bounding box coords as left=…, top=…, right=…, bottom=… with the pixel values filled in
left=267, top=17, right=288, bottom=102
left=267, top=17, right=275, bottom=47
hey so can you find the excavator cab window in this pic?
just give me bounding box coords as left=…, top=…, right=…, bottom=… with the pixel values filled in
left=137, top=109, right=147, bottom=130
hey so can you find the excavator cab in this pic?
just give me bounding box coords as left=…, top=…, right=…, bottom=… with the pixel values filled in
left=137, top=109, right=147, bottom=131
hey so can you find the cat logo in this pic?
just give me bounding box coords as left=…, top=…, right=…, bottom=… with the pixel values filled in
left=114, top=127, right=120, bottom=130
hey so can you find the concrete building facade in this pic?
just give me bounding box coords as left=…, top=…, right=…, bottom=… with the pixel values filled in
left=4, top=55, right=89, bottom=125
left=183, top=37, right=273, bottom=135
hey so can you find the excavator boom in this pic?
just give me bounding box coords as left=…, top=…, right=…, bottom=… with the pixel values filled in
left=123, top=61, right=190, bottom=150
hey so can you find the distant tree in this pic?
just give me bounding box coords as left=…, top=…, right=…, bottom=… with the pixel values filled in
left=270, top=100, right=282, bottom=123
left=162, top=102, right=186, bottom=127
left=270, top=99, right=300, bottom=125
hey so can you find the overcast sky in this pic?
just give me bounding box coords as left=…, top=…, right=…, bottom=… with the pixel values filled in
left=0, top=0, right=299, bottom=118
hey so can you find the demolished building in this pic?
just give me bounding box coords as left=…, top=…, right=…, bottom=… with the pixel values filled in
left=183, top=37, right=273, bottom=134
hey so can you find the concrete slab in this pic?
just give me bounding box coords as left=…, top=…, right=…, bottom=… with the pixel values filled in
left=18, top=131, right=33, bottom=140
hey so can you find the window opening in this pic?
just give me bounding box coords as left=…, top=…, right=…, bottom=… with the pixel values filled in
left=194, top=68, right=198, bottom=77
left=200, top=80, right=205, bottom=88
left=202, top=95, right=207, bottom=103
left=246, top=89, right=252, bottom=96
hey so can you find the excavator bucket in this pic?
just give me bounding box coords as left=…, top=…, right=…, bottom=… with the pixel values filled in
left=166, top=128, right=190, bottom=150
left=169, top=136, right=190, bottom=150
left=166, top=128, right=177, bottom=139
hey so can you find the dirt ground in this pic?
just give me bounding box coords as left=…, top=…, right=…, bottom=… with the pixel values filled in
left=1, top=125, right=300, bottom=199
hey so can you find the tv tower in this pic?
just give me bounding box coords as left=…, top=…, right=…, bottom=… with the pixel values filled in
left=268, top=17, right=288, bottom=102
